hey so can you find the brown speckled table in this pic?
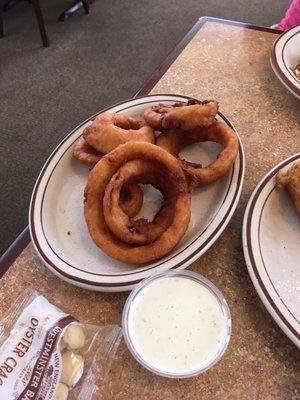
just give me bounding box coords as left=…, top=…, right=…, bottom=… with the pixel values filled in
left=1, top=18, right=299, bottom=400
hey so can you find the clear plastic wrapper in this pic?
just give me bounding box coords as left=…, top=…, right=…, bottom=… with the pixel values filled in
left=0, top=290, right=122, bottom=400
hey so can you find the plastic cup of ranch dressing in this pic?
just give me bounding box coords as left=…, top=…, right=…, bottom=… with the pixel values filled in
left=122, top=270, right=231, bottom=378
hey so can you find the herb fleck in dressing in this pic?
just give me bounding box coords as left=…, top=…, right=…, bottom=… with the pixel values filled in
left=128, top=276, right=226, bottom=374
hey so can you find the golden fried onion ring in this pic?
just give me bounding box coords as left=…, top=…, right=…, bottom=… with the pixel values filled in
left=84, top=142, right=191, bottom=264
left=103, top=160, right=177, bottom=245
left=156, top=120, right=239, bottom=187
left=73, top=137, right=143, bottom=217
left=144, top=100, right=218, bottom=131
left=119, top=183, right=144, bottom=218
left=83, top=111, right=155, bottom=154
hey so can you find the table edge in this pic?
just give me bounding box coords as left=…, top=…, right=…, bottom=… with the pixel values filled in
left=0, top=16, right=282, bottom=278
left=0, top=227, right=30, bottom=278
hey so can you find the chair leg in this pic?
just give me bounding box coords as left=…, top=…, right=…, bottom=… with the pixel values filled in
left=31, top=0, right=49, bottom=47
left=82, top=0, right=89, bottom=14
left=0, top=11, right=4, bottom=38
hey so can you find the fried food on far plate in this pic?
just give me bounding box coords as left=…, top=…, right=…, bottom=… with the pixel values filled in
left=292, top=64, right=300, bottom=80
left=276, top=160, right=300, bottom=216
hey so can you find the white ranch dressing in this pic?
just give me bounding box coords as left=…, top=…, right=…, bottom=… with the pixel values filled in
left=127, top=276, right=227, bottom=375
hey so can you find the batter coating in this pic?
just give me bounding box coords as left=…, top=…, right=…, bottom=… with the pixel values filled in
left=103, top=160, right=177, bottom=245
left=144, top=100, right=218, bottom=131
left=156, top=120, right=239, bottom=187
left=83, top=111, right=155, bottom=154
left=73, top=136, right=102, bottom=168
left=84, top=142, right=191, bottom=264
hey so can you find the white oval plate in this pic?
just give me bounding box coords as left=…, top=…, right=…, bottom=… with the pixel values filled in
left=29, top=94, right=245, bottom=292
left=243, top=153, right=300, bottom=347
left=270, top=25, right=300, bottom=99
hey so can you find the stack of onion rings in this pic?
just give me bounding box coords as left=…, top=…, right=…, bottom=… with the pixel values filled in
left=72, top=98, right=239, bottom=264
left=84, top=142, right=191, bottom=264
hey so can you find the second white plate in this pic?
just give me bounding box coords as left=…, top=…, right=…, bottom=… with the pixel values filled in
left=270, top=25, right=300, bottom=99
left=243, top=153, right=300, bottom=347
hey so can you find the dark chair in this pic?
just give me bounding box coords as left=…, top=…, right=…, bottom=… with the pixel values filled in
left=1, top=0, right=90, bottom=47
left=82, top=0, right=89, bottom=14
left=31, top=0, right=49, bottom=47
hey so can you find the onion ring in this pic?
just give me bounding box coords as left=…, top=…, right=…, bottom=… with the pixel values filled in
left=143, top=103, right=183, bottom=131
left=119, top=183, right=144, bottom=218
left=73, top=136, right=102, bottom=168
left=144, top=100, right=218, bottom=131
left=156, top=120, right=239, bottom=187
left=83, top=111, right=155, bottom=154
left=103, top=160, right=177, bottom=245
left=84, top=142, right=191, bottom=264
left=73, top=137, right=143, bottom=216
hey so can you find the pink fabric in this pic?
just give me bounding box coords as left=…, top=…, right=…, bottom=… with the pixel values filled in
left=277, top=0, right=300, bottom=30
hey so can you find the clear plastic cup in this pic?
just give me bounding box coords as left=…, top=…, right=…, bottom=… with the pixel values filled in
left=122, top=270, right=231, bottom=378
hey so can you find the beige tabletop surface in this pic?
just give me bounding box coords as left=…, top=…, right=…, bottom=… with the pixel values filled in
left=1, top=19, right=299, bottom=400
